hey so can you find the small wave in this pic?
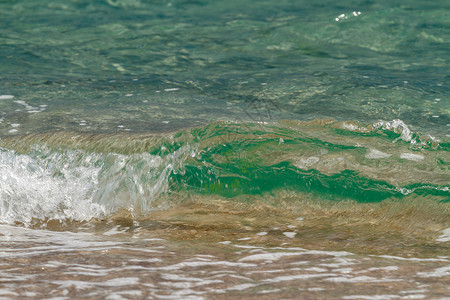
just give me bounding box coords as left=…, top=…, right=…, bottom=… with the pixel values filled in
left=0, top=119, right=448, bottom=226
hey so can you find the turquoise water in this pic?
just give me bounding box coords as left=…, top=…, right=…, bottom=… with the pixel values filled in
left=0, top=0, right=449, bottom=298
left=0, top=0, right=449, bottom=135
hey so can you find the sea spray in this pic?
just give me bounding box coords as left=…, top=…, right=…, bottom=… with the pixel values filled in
left=0, top=142, right=197, bottom=225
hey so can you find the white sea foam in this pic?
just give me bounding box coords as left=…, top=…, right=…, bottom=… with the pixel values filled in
left=326, top=275, right=400, bottom=283
left=399, top=153, right=424, bottom=161
left=262, top=273, right=333, bottom=283
left=157, top=261, right=256, bottom=271
left=294, top=156, right=319, bottom=169
left=226, top=283, right=257, bottom=291
left=239, top=252, right=305, bottom=262
left=0, top=148, right=105, bottom=225
left=0, top=95, right=14, bottom=100
left=14, top=100, right=37, bottom=112
left=365, top=149, right=391, bottom=159
left=373, top=119, right=412, bottom=142
left=417, top=265, right=450, bottom=278
left=436, top=228, right=450, bottom=242
left=374, top=255, right=448, bottom=262
left=341, top=122, right=368, bottom=132
left=334, top=268, right=353, bottom=274
left=359, top=266, right=399, bottom=273
left=0, top=143, right=196, bottom=225
left=343, top=295, right=402, bottom=300
left=308, top=287, right=325, bottom=291
left=238, top=249, right=352, bottom=263
left=305, top=267, right=327, bottom=272
left=283, top=232, right=297, bottom=238
left=257, top=288, right=281, bottom=294
left=399, top=290, right=428, bottom=295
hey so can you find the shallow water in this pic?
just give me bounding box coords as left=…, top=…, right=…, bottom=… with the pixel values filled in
left=1, top=223, right=449, bottom=299
left=0, top=0, right=449, bottom=298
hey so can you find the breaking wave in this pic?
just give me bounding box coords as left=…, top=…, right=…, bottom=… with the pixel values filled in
left=0, top=119, right=448, bottom=226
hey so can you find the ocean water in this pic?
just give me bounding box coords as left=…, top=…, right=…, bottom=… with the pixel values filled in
left=0, top=0, right=449, bottom=298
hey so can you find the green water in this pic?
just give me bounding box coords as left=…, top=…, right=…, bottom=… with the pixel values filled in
left=0, top=0, right=448, bottom=242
